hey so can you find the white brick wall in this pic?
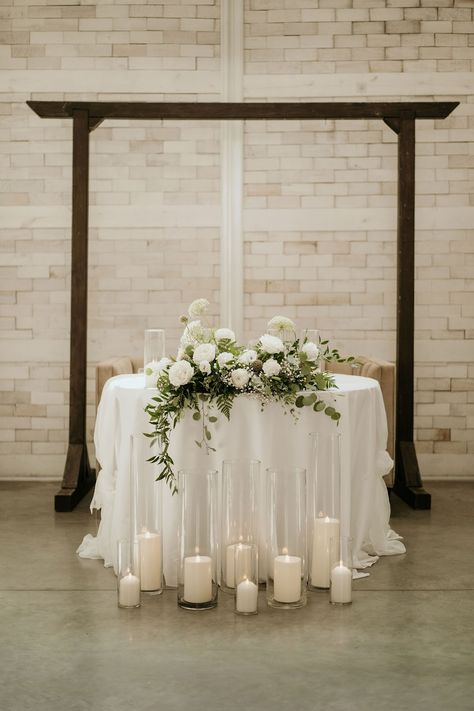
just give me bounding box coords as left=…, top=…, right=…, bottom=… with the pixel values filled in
left=1, top=0, right=473, bottom=480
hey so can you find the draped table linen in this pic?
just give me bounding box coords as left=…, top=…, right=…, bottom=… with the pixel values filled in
left=78, top=373, right=405, bottom=584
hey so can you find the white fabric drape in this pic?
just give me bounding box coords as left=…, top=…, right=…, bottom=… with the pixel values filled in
left=77, top=373, right=405, bottom=584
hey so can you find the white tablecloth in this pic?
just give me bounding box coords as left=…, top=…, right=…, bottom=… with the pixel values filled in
left=78, top=373, right=405, bottom=584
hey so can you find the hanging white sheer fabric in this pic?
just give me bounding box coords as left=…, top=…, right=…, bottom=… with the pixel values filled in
left=77, top=373, right=405, bottom=585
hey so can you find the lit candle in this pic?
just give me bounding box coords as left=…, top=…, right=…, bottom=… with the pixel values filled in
left=274, top=549, right=302, bottom=603
left=118, top=572, right=140, bottom=608
left=144, top=360, right=159, bottom=388
left=311, top=515, right=340, bottom=589
left=226, top=541, right=252, bottom=588
left=183, top=553, right=213, bottom=603
left=236, top=577, right=258, bottom=614
left=137, top=531, right=162, bottom=591
left=330, top=560, right=352, bottom=604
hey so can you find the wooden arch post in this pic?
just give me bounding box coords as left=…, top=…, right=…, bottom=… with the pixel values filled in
left=27, top=100, right=458, bottom=511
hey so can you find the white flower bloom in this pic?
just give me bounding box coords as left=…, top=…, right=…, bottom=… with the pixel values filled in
left=199, top=361, right=211, bottom=375
left=188, top=298, right=210, bottom=319
left=267, top=315, right=296, bottom=332
left=287, top=355, right=299, bottom=367
left=262, top=358, right=281, bottom=377
left=302, top=341, right=320, bottom=362
left=238, top=349, right=257, bottom=365
left=168, top=360, right=194, bottom=387
left=180, top=319, right=204, bottom=347
left=151, top=356, right=172, bottom=374
left=193, top=343, right=216, bottom=364
left=215, top=327, right=235, bottom=342
left=231, top=368, right=250, bottom=389
left=260, top=333, right=284, bottom=355
left=217, top=351, right=234, bottom=368
left=176, top=347, right=187, bottom=361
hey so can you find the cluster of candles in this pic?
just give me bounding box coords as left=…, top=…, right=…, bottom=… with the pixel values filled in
left=118, top=514, right=352, bottom=611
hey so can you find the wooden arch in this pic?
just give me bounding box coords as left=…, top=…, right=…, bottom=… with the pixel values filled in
left=27, top=100, right=458, bottom=511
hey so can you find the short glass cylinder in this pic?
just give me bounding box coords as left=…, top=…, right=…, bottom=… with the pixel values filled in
left=220, top=459, right=259, bottom=593
left=144, top=329, right=166, bottom=388
left=308, top=433, right=341, bottom=591
left=177, top=469, right=218, bottom=610
left=266, top=467, right=307, bottom=609
left=117, top=539, right=141, bottom=609
left=234, top=543, right=258, bottom=616
left=130, top=434, right=163, bottom=595
left=330, top=537, right=353, bottom=606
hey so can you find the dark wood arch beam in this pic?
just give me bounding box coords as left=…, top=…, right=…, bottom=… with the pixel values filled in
left=27, top=100, right=458, bottom=512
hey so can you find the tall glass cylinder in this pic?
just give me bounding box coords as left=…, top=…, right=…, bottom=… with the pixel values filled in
left=266, top=467, right=307, bottom=609
left=130, top=434, right=163, bottom=595
left=177, top=469, right=218, bottom=610
left=144, top=329, right=165, bottom=387
left=117, top=539, right=140, bottom=609
left=221, top=459, right=259, bottom=593
left=308, top=433, right=341, bottom=590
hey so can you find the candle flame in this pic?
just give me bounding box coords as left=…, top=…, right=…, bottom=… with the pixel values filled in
left=324, top=516, right=330, bottom=522
left=194, top=546, right=199, bottom=555
left=282, top=547, right=288, bottom=555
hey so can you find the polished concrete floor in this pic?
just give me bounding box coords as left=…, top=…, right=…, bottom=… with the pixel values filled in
left=0, top=481, right=473, bottom=711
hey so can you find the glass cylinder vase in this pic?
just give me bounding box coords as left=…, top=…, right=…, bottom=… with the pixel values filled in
left=308, top=432, right=341, bottom=591
left=130, top=434, right=163, bottom=595
left=117, top=539, right=140, bottom=609
left=144, top=329, right=166, bottom=388
left=234, top=543, right=258, bottom=616
left=266, top=467, right=307, bottom=609
left=330, top=536, right=353, bottom=606
left=220, top=459, right=259, bottom=593
left=177, top=469, right=218, bottom=610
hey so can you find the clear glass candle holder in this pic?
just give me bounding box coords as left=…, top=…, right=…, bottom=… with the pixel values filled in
left=117, top=539, right=141, bottom=609
left=130, top=434, right=163, bottom=595
left=308, top=433, right=341, bottom=591
left=330, top=537, right=353, bottom=606
left=177, top=469, right=218, bottom=610
left=144, top=329, right=165, bottom=388
left=266, top=467, right=307, bottom=609
left=234, top=543, right=258, bottom=616
left=221, top=459, right=259, bottom=593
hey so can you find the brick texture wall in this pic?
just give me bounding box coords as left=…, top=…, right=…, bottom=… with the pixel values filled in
left=1, top=0, right=473, bottom=479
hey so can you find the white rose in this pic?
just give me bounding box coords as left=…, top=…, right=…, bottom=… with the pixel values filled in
left=238, top=349, right=257, bottom=365
left=193, top=343, right=216, bottom=364
left=217, top=351, right=234, bottom=368
left=188, top=298, right=210, bottom=319
left=262, top=358, right=281, bottom=377
left=302, top=342, right=320, bottom=362
left=260, top=333, right=284, bottom=355
left=231, top=368, right=250, bottom=389
left=215, top=327, right=235, bottom=342
left=168, top=360, right=194, bottom=387
left=267, top=315, right=296, bottom=332
left=199, top=361, right=211, bottom=375
left=145, top=357, right=171, bottom=376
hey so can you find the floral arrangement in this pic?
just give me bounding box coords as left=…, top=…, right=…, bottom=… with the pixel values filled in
left=145, top=298, right=354, bottom=493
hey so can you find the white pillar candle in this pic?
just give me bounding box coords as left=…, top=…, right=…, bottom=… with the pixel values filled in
left=273, top=552, right=302, bottom=603
left=236, top=578, right=258, bottom=614
left=137, top=531, right=162, bottom=591
left=144, top=360, right=159, bottom=388
left=183, top=554, right=213, bottom=603
left=330, top=561, right=352, bottom=604
left=311, top=516, right=340, bottom=589
left=118, top=572, right=140, bottom=608
left=226, top=542, right=252, bottom=588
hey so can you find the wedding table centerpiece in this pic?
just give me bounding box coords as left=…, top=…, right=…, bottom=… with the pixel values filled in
left=145, top=299, right=354, bottom=492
